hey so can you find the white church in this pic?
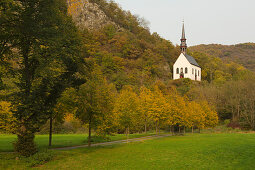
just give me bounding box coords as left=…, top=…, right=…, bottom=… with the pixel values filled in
left=173, top=24, right=201, bottom=81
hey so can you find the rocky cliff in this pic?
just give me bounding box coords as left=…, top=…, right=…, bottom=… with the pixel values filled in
left=67, top=0, right=116, bottom=30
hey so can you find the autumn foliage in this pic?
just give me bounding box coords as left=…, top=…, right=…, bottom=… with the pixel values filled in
left=113, top=85, right=218, bottom=134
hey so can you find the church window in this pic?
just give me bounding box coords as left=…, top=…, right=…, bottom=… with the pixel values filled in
left=185, top=67, right=188, bottom=74
left=198, top=70, right=200, bottom=76
left=176, top=68, right=179, bottom=74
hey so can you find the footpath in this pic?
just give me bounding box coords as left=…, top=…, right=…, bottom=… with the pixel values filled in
left=52, top=134, right=172, bottom=150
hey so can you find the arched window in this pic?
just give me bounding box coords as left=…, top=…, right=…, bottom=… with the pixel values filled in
left=192, top=68, right=194, bottom=74
left=176, top=68, right=179, bottom=74
left=185, top=67, right=188, bottom=74
left=198, top=70, right=200, bottom=76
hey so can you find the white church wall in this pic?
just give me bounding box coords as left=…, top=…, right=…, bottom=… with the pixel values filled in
left=173, top=53, right=201, bottom=81
left=189, top=65, right=201, bottom=81
left=173, top=53, right=191, bottom=80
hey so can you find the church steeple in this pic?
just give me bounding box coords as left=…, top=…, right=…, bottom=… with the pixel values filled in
left=180, top=22, right=187, bottom=54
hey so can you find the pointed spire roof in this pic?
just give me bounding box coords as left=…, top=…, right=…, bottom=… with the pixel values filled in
left=181, top=22, right=186, bottom=40
left=180, top=21, right=187, bottom=54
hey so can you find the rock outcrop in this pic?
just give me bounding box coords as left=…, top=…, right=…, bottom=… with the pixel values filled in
left=67, top=0, right=116, bottom=30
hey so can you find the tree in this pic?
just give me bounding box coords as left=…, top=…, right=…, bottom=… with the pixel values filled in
left=76, top=65, right=115, bottom=146
left=114, top=86, right=139, bottom=139
left=1, top=0, right=83, bottom=156
left=149, top=86, right=168, bottom=134
left=138, top=86, right=153, bottom=133
left=200, top=101, right=218, bottom=128
left=187, top=101, right=205, bottom=132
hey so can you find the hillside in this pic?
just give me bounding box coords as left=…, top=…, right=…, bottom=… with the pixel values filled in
left=66, top=0, right=179, bottom=89
left=189, top=43, right=255, bottom=72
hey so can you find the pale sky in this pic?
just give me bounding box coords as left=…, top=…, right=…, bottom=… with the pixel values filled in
left=114, top=0, right=255, bottom=46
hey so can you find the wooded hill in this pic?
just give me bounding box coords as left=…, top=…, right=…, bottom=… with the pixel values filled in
left=189, top=43, right=255, bottom=72
left=66, top=0, right=179, bottom=90
left=1, top=0, right=255, bottom=157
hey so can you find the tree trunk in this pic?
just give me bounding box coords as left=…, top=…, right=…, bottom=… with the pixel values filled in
left=49, top=114, right=53, bottom=147
left=127, top=126, right=129, bottom=142
left=14, top=129, right=37, bottom=157
left=88, top=118, right=92, bottom=147
left=169, top=125, right=172, bottom=133
left=145, top=123, right=147, bottom=134
left=158, top=122, right=160, bottom=134
left=184, top=126, right=186, bottom=134
left=155, top=122, right=158, bottom=135
left=179, top=126, right=181, bottom=133
left=192, top=126, right=194, bottom=134
left=199, top=128, right=201, bottom=133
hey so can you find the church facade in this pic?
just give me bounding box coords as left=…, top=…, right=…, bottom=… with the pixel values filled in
left=173, top=23, right=201, bottom=81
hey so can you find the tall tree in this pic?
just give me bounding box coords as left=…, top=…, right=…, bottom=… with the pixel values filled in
left=76, top=65, right=115, bottom=146
left=138, top=86, right=153, bottom=133
left=114, top=86, right=139, bottom=139
left=1, top=0, right=83, bottom=156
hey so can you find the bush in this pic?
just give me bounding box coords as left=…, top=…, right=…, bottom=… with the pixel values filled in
left=24, top=150, right=54, bottom=167
left=224, top=119, right=231, bottom=125
left=227, top=121, right=241, bottom=129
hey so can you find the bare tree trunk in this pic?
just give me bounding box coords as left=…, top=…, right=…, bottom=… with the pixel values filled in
left=158, top=122, right=160, bottom=134
left=88, top=118, right=92, bottom=147
left=156, top=122, right=158, bottom=135
left=49, top=114, right=53, bottom=147
left=128, top=126, right=129, bottom=140
left=192, top=126, right=194, bottom=134
left=169, top=125, right=172, bottom=133
left=126, top=126, right=129, bottom=143
left=145, top=123, right=147, bottom=134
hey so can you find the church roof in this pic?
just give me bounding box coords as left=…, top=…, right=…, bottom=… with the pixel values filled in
left=181, top=23, right=186, bottom=40
left=185, top=54, right=201, bottom=68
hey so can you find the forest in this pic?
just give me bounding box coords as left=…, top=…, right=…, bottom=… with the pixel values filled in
left=0, top=0, right=255, bottom=157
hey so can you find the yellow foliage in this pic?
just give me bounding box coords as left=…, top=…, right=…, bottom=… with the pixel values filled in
left=0, top=101, right=16, bottom=132
left=67, top=0, right=84, bottom=16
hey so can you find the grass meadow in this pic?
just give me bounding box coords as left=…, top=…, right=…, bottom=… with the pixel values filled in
left=0, top=133, right=156, bottom=152
left=1, top=133, right=255, bottom=169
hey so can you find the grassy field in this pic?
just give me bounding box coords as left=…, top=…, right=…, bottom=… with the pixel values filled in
left=0, top=133, right=156, bottom=152
left=1, top=133, right=255, bottom=169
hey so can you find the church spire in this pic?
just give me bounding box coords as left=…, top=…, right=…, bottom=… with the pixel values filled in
left=180, top=22, right=187, bottom=54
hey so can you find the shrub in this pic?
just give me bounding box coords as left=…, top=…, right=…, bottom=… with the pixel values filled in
left=227, top=121, right=240, bottom=129
left=24, top=150, right=54, bottom=167
left=224, top=119, right=231, bottom=125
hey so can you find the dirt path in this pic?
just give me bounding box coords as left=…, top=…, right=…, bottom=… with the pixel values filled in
left=52, top=134, right=172, bottom=151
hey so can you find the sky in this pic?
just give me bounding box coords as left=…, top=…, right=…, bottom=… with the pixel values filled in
left=114, top=0, right=255, bottom=46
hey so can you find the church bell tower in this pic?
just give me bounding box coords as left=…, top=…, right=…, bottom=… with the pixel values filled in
left=180, top=22, right=187, bottom=54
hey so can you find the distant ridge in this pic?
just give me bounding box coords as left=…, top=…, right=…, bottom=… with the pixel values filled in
left=189, top=43, right=255, bottom=72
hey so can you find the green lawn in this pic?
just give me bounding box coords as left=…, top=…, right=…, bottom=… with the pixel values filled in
left=1, top=133, right=255, bottom=169
left=0, top=133, right=156, bottom=152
